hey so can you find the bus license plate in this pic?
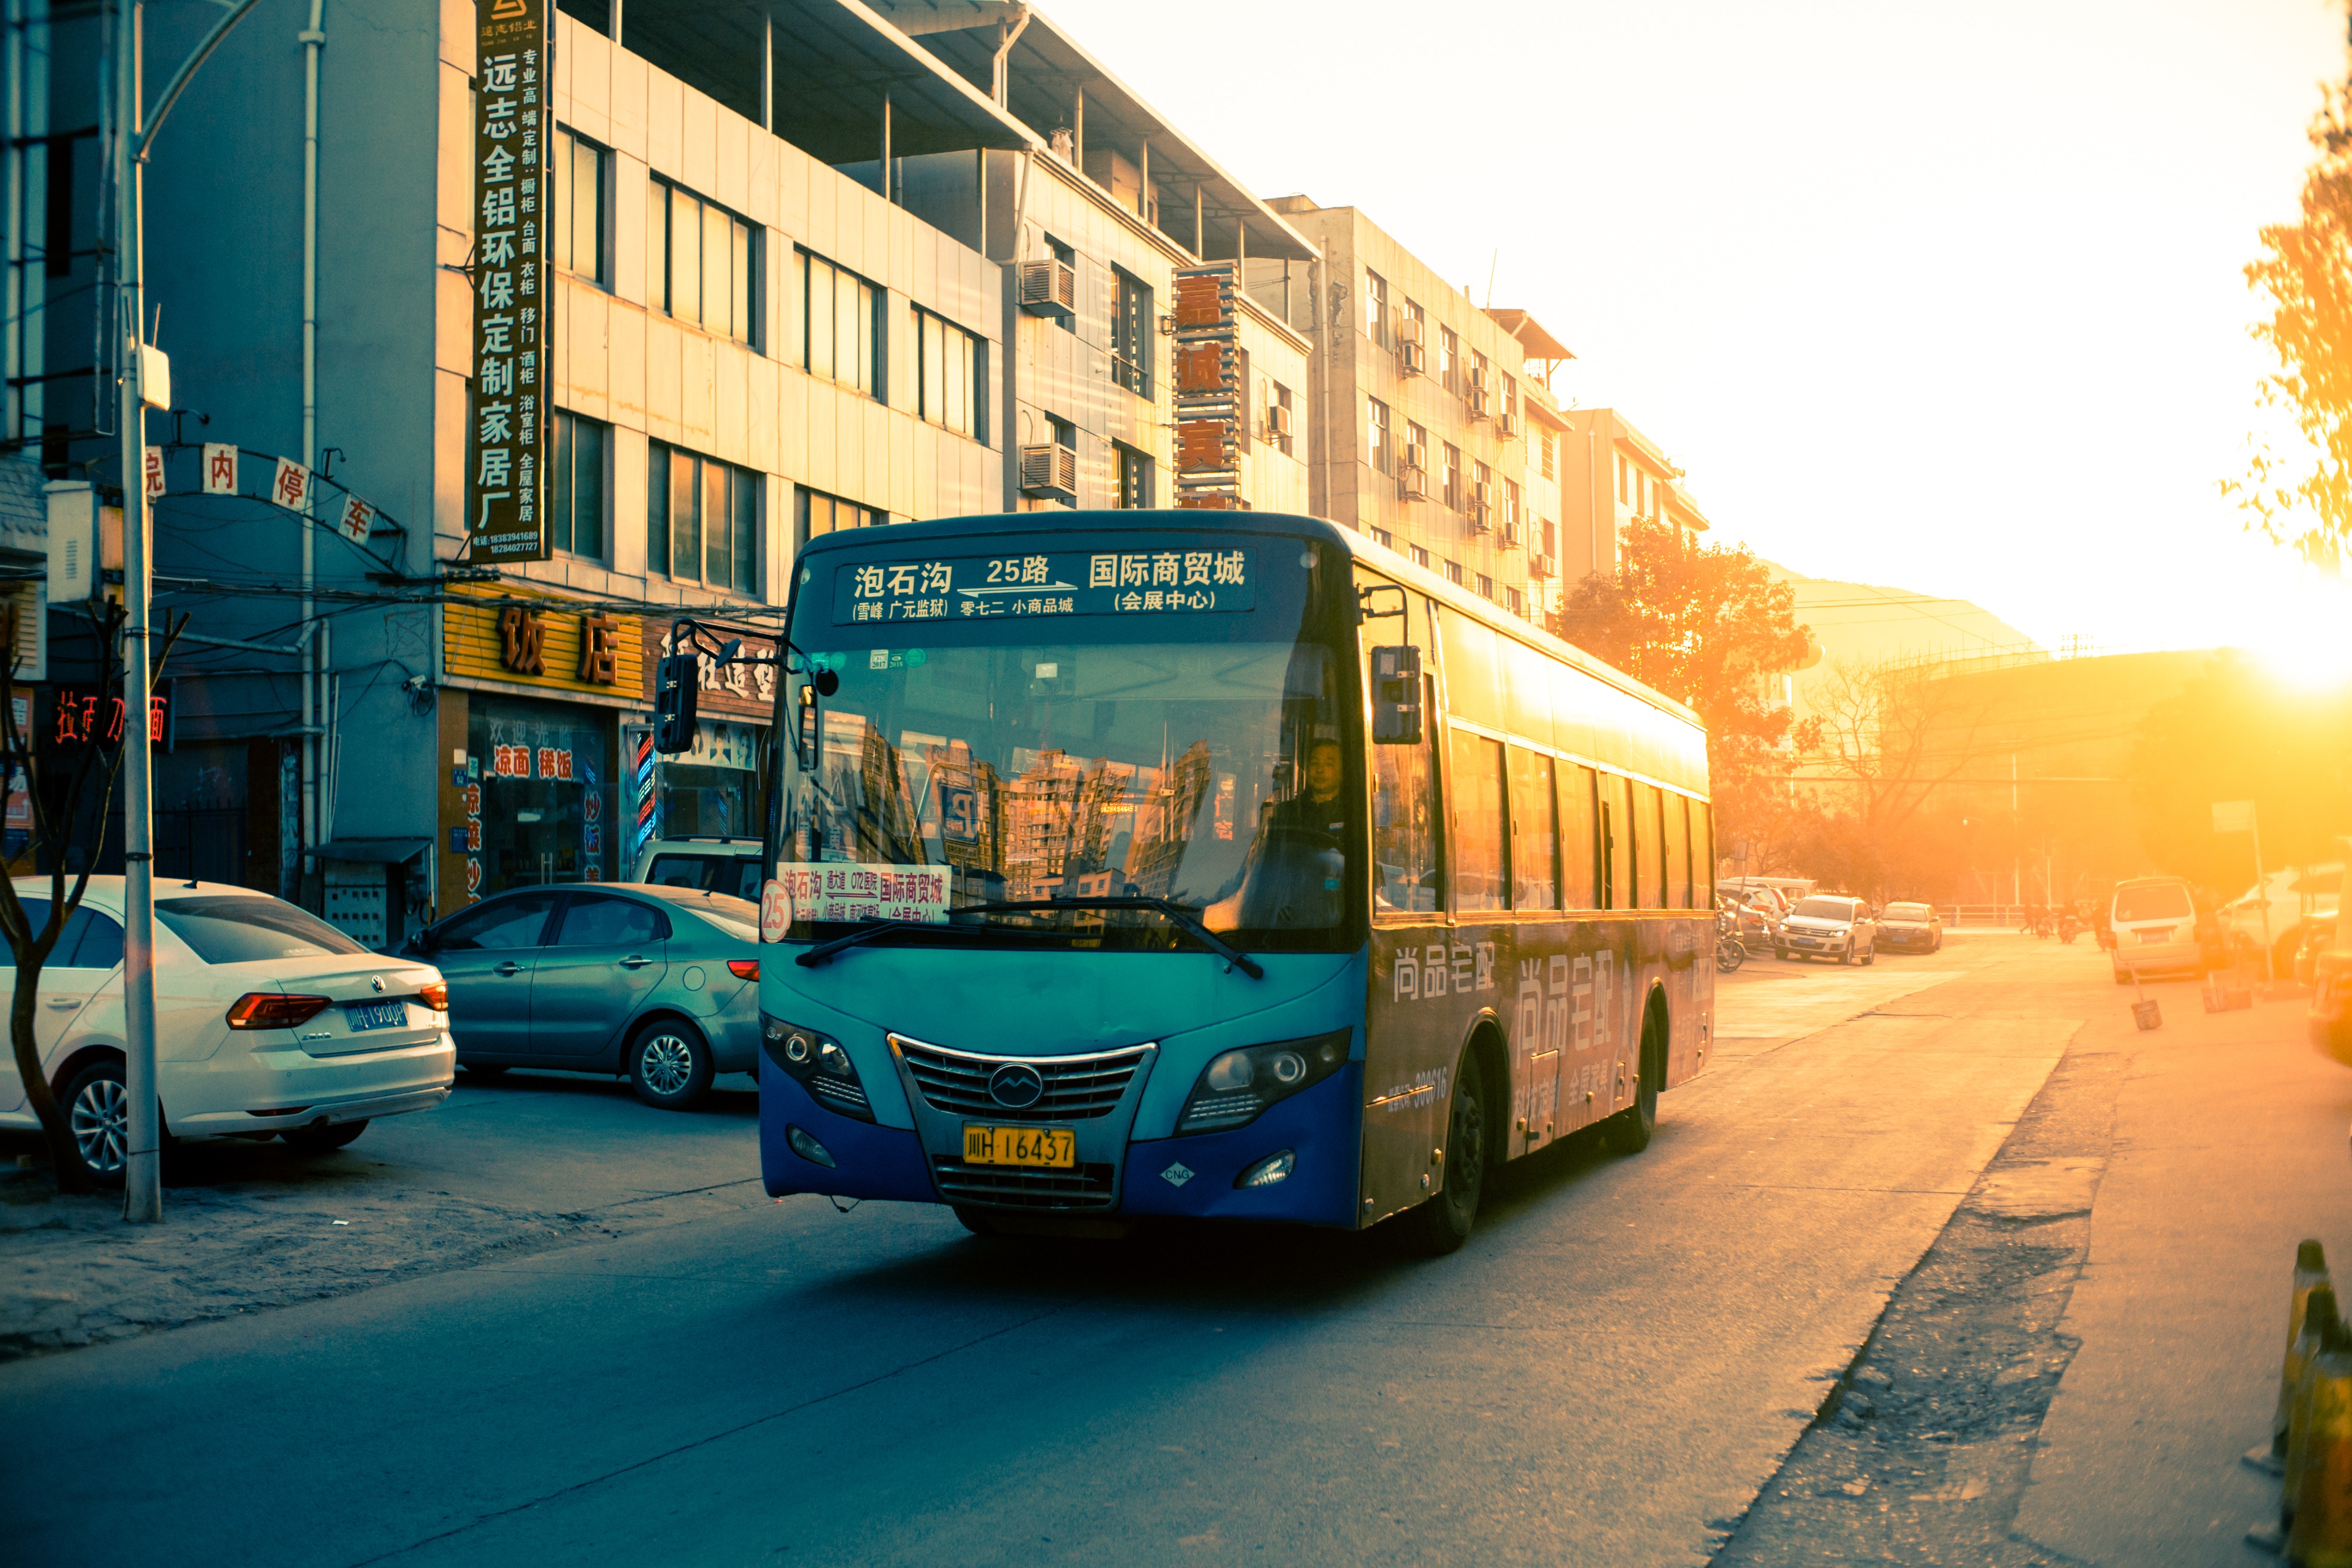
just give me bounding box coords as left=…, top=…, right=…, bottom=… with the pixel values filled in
left=963, top=1125, right=1075, bottom=1169
left=344, top=1000, right=408, bottom=1032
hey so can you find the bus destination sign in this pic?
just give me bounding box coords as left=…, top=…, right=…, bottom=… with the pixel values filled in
left=832, top=549, right=1255, bottom=625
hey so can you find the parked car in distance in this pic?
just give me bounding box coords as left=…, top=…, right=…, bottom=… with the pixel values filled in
left=398, top=882, right=761, bottom=1108
left=2220, top=862, right=2341, bottom=975
left=0, top=878, right=454, bottom=1186
left=2109, top=875, right=2205, bottom=984
left=1877, top=901, right=1943, bottom=953
left=2312, top=915, right=2352, bottom=1064
left=1776, top=895, right=1878, bottom=964
left=633, top=837, right=764, bottom=901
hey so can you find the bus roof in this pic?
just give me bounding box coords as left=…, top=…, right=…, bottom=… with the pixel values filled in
left=796, top=510, right=1708, bottom=736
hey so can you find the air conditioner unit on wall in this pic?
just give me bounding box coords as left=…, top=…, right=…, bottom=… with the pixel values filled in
left=1019, top=443, right=1079, bottom=500
left=1020, top=259, right=1077, bottom=316
left=1398, top=341, right=1426, bottom=376
left=1529, top=552, right=1558, bottom=580
left=1267, top=403, right=1293, bottom=439
left=1399, top=461, right=1432, bottom=502
left=1395, top=316, right=1425, bottom=348
left=1495, top=409, right=1520, bottom=439
left=1464, top=385, right=1490, bottom=420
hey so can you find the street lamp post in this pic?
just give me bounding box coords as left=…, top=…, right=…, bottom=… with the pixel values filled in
left=111, top=0, right=262, bottom=1221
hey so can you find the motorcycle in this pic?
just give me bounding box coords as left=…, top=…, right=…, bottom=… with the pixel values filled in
left=1716, top=911, right=1747, bottom=972
left=2057, top=912, right=2085, bottom=944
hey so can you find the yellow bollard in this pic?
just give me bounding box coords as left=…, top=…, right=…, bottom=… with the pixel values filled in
left=2289, top=1286, right=2345, bottom=1532
left=2288, top=1313, right=2352, bottom=1567
left=2275, top=1244, right=2339, bottom=1465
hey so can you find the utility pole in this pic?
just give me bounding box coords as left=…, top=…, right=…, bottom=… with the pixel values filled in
left=113, top=0, right=159, bottom=1223
left=2010, top=754, right=2020, bottom=917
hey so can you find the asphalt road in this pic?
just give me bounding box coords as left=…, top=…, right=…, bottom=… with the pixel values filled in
left=2, top=935, right=2098, bottom=1567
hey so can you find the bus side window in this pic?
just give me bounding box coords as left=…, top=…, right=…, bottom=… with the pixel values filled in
left=1362, top=576, right=1444, bottom=917
left=1600, top=773, right=1634, bottom=911
left=1664, top=792, right=1691, bottom=908
left=1558, top=763, right=1598, bottom=909
left=1508, top=746, right=1559, bottom=910
left=1639, top=783, right=1668, bottom=909
left=1450, top=730, right=1508, bottom=912
left=1691, top=801, right=1714, bottom=906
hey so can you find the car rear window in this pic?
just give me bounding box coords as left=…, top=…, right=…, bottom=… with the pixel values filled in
left=1790, top=898, right=1857, bottom=920
left=644, top=853, right=762, bottom=901
left=636, top=884, right=760, bottom=942
left=1884, top=903, right=1931, bottom=919
left=157, top=896, right=370, bottom=963
left=2113, top=884, right=2192, bottom=923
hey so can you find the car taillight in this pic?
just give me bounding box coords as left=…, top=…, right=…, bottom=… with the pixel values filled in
left=226, top=993, right=332, bottom=1030
left=727, top=959, right=759, bottom=981
left=418, top=981, right=448, bottom=1011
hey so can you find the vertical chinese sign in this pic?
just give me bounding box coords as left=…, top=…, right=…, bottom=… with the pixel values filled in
left=471, top=0, right=552, bottom=562
left=1171, top=261, right=1247, bottom=511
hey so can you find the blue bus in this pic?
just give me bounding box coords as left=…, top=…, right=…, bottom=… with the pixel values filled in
left=755, top=511, right=1714, bottom=1252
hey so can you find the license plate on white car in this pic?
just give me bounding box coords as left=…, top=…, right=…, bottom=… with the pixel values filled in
left=344, top=1000, right=407, bottom=1032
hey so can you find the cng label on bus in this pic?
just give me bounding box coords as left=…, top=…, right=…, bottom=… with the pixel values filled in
left=833, top=549, right=1256, bottom=624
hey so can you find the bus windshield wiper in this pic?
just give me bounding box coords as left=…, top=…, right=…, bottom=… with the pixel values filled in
left=957, top=896, right=1264, bottom=979
left=792, top=896, right=1263, bottom=978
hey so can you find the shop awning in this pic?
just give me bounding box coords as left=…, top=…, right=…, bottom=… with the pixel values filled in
left=313, top=838, right=433, bottom=865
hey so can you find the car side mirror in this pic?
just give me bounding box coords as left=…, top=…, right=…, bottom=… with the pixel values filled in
left=1371, top=646, right=1423, bottom=745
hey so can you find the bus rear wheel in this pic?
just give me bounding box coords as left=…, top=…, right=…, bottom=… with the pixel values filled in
left=1403, top=1044, right=1487, bottom=1257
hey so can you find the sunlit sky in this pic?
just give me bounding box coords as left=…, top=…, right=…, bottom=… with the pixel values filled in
left=1044, top=0, right=2351, bottom=667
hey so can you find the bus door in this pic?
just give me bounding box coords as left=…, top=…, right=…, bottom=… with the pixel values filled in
left=1358, top=572, right=1453, bottom=1226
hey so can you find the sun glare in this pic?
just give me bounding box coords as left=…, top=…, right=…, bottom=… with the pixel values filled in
left=2243, top=576, right=2352, bottom=691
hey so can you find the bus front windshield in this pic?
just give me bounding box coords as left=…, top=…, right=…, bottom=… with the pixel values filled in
left=774, top=534, right=1356, bottom=954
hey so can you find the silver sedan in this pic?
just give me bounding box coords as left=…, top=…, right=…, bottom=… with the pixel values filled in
left=397, top=883, right=761, bottom=1109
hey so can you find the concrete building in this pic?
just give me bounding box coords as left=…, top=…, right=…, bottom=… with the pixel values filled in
left=1552, top=408, right=1711, bottom=604
left=0, top=0, right=1316, bottom=937
left=1258, top=197, right=1569, bottom=626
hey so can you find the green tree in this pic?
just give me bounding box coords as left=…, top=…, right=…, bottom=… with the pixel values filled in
left=1554, top=514, right=1814, bottom=857
left=2233, top=35, right=2352, bottom=571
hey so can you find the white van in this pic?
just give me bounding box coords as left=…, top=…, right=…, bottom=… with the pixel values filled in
left=633, top=837, right=764, bottom=900
left=2109, top=876, right=2203, bottom=984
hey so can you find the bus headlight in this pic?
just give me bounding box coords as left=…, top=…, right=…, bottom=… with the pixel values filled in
left=1177, top=1030, right=1350, bottom=1135
left=762, top=1013, right=874, bottom=1123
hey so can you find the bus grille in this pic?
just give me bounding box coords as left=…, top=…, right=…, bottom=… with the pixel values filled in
left=932, top=1158, right=1117, bottom=1211
left=893, top=1036, right=1150, bottom=1122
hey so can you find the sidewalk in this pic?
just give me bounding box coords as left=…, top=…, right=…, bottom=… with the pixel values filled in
left=2009, top=978, right=2352, bottom=1564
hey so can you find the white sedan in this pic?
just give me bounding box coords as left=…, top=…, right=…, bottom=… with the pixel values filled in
left=0, top=878, right=455, bottom=1186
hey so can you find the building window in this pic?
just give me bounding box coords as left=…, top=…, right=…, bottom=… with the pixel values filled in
left=1365, top=270, right=1388, bottom=347
left=1368, top=397, right=1392, bottom=475
left=648, top=177, right=756, bottom=345
left=1504, top=476, right=1521, bottom=538
left=551, top=129, right=608, bottom=286
left=1541, top=430, right=1555, bottom=480
left=1441, top=442, right=1461, bottom=510
left=1260, top=372, right=1294, bottom=455
left=1505, top=585, right=1526, bottom=617
left=796, top=485, right=880, bottom=550
left=1405, top=419, right=1428, bottom=483
left=1616, top=452, right=1628, bottom=503
left=1408, top=543, right=1430, bottom=568
left=1476, top=572, right=1496, bottom=601
left=798, top=249, right=879, bottom=396
left=1111, top=268, right=1152, bottom=397
left=1439, top=325, right=1458, bottom=391
left=1372, top=526, right=1394, bottom=549
left=550, top=411, right=607, bottom=558
left=1446, top=559, right=1464, bottom=586
left=1503, top=372, right=1519, bottom=425
left=1114, top=443, right=1153, bottom=509
left=1542, top=518, right=1558, bottom=558
left=648, top=442, right=758, bottom=595
left=917, top=308, right=982, bottom=439
left=1474, top=459, right=1492, bottom=520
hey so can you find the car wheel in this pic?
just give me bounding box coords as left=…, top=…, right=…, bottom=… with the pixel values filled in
left=283, top=1119, right=368, bottom=1152
left=1863, top=945, right=1876, bottom=966
left=1403, top=1044, right=1487, bottom=1257
left=60, top=1058, right=130, bottom=1191
left=954, top=1206, right=1003, bottom=1238
left=629, top=1019, right=714, bottom=1110
left=1933, top=935, right=1943, bottom=953
left=1839, top=942, right=1854, bottom=966
left=1775, top=947, right=1788, bottom=960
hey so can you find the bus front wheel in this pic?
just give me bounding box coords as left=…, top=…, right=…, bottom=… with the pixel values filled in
left=1607, top=1013, right=1662, bottom=1155
left=1404, top=1045, right=1488, bottom=1257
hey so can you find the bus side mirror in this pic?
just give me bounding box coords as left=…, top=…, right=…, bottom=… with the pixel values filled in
left=1371, top=645, right=1422, bottom=745
left=654, top=653, right=699, bottom=753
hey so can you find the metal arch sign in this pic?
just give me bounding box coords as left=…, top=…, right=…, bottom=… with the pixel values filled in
left=470, top=0, right=551, bottom=562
